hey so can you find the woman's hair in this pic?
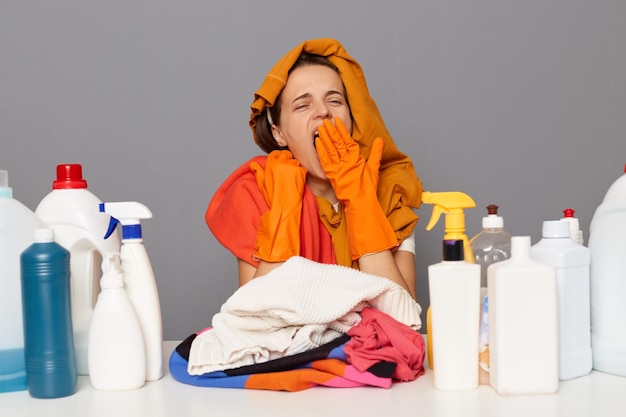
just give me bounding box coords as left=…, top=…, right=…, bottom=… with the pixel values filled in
left=254, top=53, right=349, bottom=154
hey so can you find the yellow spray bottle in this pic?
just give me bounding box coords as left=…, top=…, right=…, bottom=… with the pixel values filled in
left=422, top=191, right=476, bottom=370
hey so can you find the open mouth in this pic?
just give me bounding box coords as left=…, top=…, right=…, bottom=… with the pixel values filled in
left=313, top=130, right=319, bottom=145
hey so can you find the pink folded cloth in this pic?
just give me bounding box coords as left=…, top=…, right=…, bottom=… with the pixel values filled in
left=345, top=307, right=426, bottom=381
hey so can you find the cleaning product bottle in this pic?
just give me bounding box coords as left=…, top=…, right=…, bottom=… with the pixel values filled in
left=469, top=204, right=512, bottom=288
left=100, top=201, right=163, bottom=381
left=560, top=208, right=584, bottom=245
left=20, top=228, right=76, bottom=398
left=0, top=170, right=45, bottom=393
left=424, top=191, right=479, bottom=390
left=588, top=164, right=626, bottom=376
left=35, top=163, right=121, bottom=375
left=88, top=253, right=146, bottom=390
left=422, top=191, right=476, bottom=370
left=488, top=236, right=559, bottom=395
left=531, top=220, right=592, bottom=380
left=468, top=204, right=511, bottom=384
left=428, top=238, right=480, bottom=390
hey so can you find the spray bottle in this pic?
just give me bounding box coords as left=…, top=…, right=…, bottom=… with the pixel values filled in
left=99, top=201, right=163, bottom=381
left=88, top=253, right=146, bottom=390
left=424, top=191, right=480, bottom=390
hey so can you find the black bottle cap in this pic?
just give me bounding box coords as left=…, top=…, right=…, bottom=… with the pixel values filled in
left=443, top=239, right=464, bottom=261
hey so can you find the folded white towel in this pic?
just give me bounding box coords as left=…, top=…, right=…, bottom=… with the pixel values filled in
left=188, top=256, right=422, bottom=375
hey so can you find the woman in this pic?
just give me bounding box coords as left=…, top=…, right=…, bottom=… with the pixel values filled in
left=206, top=38, right=423, bottom=298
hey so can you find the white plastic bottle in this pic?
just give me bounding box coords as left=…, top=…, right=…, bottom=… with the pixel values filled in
left=560, top=208, right=584, bottom=245
left=99, top=201, right=163, bottom=381
left=428, top=239, right=480, bottom=391
left=488, top=236, right=558, bottom=395
left=469, top=204, right=511, bottom=384
left=88, top=254, right=146, bottom=390
left=0, top=170, right=45, bottom=393
left=35, top=164, right=121, bottom=375
left=531, top=220, right=591, bottom=380
left=588, top=164, right=626, bottom=376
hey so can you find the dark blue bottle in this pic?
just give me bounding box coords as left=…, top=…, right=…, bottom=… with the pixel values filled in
left=20, top=228, right=76, bottom=398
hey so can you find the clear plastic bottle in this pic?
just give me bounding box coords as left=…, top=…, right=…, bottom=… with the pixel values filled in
left=35, top=164, right=120, bottom=375
left=20, top=228, right=76, bottom=398
left=469, top=204, right=511, bottom=385
left=469, top=204, right=512, bottom=289
left=0, top=170, right=45, bottom=393
left=488, top=236, right=559, bottom=395
left=588, top=164, right=626, bottom=376
left=531, top=220, right=592, bottom=380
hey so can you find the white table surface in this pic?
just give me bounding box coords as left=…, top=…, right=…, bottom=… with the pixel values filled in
left=2, top=340, right=626, bottom=417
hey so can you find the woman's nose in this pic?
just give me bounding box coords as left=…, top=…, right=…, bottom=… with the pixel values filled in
left=313, top=102, right=331, bottom=119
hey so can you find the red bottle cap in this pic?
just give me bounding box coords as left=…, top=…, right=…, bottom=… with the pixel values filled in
left=563, top=208, right=575, bottom=218
left=53, top=164, right=88, bottom=189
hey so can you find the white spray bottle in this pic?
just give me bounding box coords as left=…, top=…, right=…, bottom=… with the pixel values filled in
left=99, top=201, right=163, bottom=381
left=88, top=253, right=145, bottom=390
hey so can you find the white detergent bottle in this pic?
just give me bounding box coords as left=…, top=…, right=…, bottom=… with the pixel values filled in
left=560, top=208, right=584, bottom=245
left=35, top=164, right=120, bottom=375
left=531, top=220, right=591, bottom=380
left=488, top=236, right=559, bottom=395
left=0, top=170, right=45, bottom=393
left=588, top=164, right=626, bottom=376
left=99, top=201, right=163, bottom=381
left=88, top=253, right=146, bottom=390
left=428, top=239, right=481, bottom=391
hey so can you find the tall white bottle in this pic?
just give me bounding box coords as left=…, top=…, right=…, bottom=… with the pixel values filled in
left=588, top=164, right=626, bottom=376
left=88, top=254, right=146, bottom=390
left=488, top=236, right=559, bottom=395
left=35, top=164, right=120, bottom=375
left=99, top=201, right=163, bottom=381
left=428, top=239, right=480, bottom=391
left=531, top=220, right=591, bottom=380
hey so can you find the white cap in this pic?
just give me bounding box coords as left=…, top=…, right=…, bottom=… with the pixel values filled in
left=511, top=236, right=531, bottom=258
left=542, top=220, right=570, bottom=238
left=483, top=215, right=503, bottom=228
left=34, top=228, right=55, bottom=243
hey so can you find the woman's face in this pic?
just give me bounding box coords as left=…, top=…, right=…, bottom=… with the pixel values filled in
left=272, top=65, right=352, bottom=180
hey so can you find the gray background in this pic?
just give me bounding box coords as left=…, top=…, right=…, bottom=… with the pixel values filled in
left=2, top=1, right=625, bottom=340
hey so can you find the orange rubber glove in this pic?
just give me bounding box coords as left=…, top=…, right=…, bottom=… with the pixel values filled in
left=316, top=117, right=398, bottom=260
left=250, top=150, right=307, bottom=263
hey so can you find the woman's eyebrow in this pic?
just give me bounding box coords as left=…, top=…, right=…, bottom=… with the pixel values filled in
left=291, top=93, right=312, bottom=104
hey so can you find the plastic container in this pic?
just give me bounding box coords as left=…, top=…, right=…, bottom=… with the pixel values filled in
left=35, top=164, right=120, bottom=375
left=469, top=204, right=511, bottom=384
left=488, top=236, right=559, bottom=395
left=20, top=228, right=76, bottom=398
left=588, top=164, right=626, bottom=376
left=100, top=201, right=163, bottom=381
left=469, top=204, right=512, bottom=288
left=531, top=220, right=591, bottom=380
left=88, top=254, right=146, bottom=390
left=560, top=208, right=584, bottom=245
left=0, top=170, right=45, bottom=393
left=428, top=239, right=480, bottom=391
